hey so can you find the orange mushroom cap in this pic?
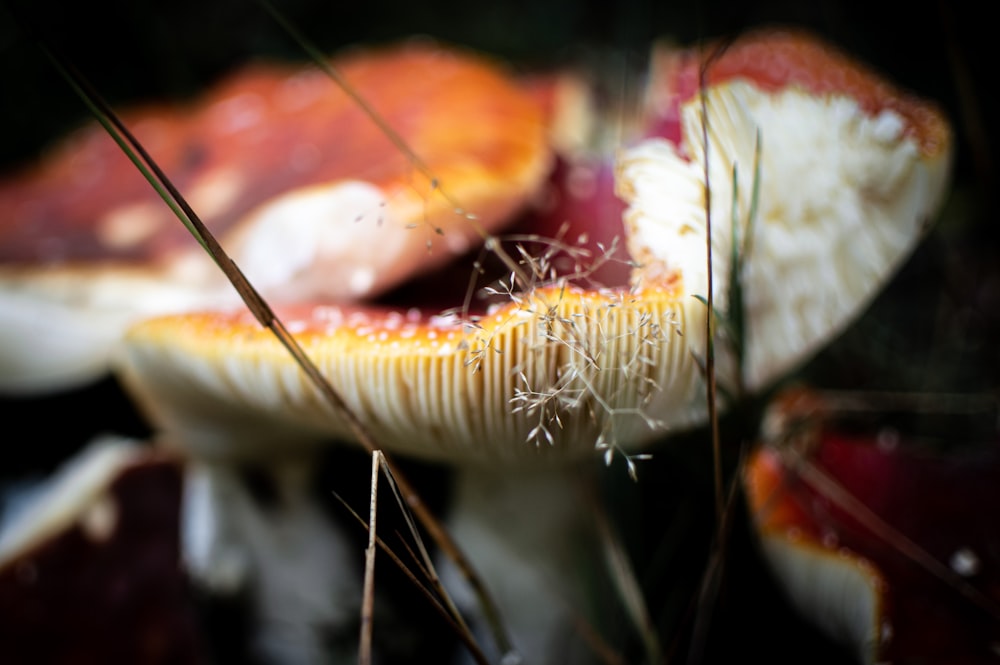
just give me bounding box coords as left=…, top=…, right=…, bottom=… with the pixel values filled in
left=0, top=42, right=547, bottom=278
left=0, top=41, right=550, bottom=392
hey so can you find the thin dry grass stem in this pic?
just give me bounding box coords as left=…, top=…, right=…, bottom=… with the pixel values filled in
left=393, top=532, right=435, bottom=586
left=333, top=493, right=491, bottom=665
left=589, top=488, right=662, bottom=664
left=684, top=449, right=745, bottom=665
left=461, top=248, right=491, bottom=322
left=30, top=20, right=517, bottom=658
left=359, top=451, right=381, bottom=665
left=375, top=456, right=476, bottom=642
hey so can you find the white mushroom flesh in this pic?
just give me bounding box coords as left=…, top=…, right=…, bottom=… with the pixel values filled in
left=618, top=79, right=950, bottom=391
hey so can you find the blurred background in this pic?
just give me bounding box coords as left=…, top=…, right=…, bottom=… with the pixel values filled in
left=0, top=1, right=996, bottom=663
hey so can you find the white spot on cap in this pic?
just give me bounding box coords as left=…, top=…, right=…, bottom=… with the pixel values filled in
left=445, top=232, right=471, bottom=254
left=276, top=70, right=325, bottom=112
left=188, top=168, right=245, bottom=220
left=211, top=93, right=265, bottom=134
left=950, top=547, right=981, bottom=577
left=98, top=202, right=164, bottom=250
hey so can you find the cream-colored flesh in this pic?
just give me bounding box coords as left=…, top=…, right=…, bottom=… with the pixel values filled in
left=619, top=80, right=950, bottom=392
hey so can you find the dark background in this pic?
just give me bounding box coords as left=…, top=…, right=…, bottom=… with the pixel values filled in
left=0, top=1, right=996, bottom=663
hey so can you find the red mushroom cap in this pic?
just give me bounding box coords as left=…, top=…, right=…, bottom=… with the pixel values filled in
left=0, top=441, right=202, bottom=663
left=744, top=388, right=1000, bottom=664
left=0, top=41, right=551, bottom=392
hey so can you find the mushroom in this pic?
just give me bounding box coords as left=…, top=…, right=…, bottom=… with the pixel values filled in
left=743, top=387, right=1000, bottom=664
left=0, top=41, right=549, bottom=393
left=620, top=29, right=952, bottom=393
left=0, top=437, right=206, bottom=663
left=112, top=29, right=953, bottom=663
left=1, top=39, right=555, bottom=662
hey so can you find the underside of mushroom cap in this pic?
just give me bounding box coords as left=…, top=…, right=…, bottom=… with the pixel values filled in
left=121, top=281, right=708, bottom=466
left=619, top=29, right=952, bottom=393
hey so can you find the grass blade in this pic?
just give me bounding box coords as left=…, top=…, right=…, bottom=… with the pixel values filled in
left=359, top=451, right=381, bottom=665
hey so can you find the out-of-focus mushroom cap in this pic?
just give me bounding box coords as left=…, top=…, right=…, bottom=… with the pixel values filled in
left=121, top=281, right=708, bottom=466
left=0, top=42, right=548, bottom=284
left=0, top=42, right=550, bottom=392
left=0, top=440, right=202, bottom=662
left=620, top=29, right=952, bottom=392
left=0, top=266, right=225, bottom=393
left=205, top=43, right=550, bottom=301
left=744, top=443, right=888, bottom=661
left=0, top=441, right=141, bottom=565
left=744, top=389, right=1000, bottom=664
left=647, top=30, right=949, bottom=157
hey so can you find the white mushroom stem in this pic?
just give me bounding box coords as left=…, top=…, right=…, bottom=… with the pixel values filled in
left=439, top=464, right=598, bottom=665
left=182, top=458, right=361, bottom=665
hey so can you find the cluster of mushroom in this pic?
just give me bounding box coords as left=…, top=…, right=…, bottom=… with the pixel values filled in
left=0, top=28, right=954, bottom=664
